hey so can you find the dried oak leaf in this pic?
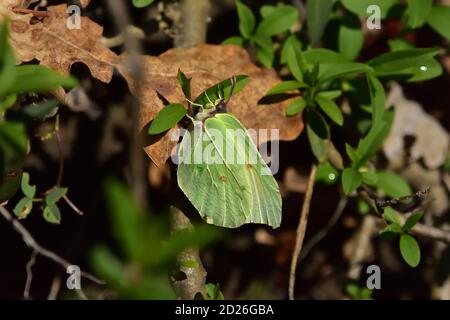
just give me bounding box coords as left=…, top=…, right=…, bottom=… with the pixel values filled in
left=3, top=4, right=117, bottom=85
left=118, top=44, right=304, bottom=167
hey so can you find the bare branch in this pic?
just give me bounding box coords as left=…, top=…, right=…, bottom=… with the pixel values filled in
left=289, top=163, right=317, bottom=300
left=0, top=204, right=104, bottom=285
left=24, top=250, right=38, bottom=299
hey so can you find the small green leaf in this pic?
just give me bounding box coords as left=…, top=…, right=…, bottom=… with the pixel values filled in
left=316, top=162, right=339, bottom=185
left=177, top=69, right=191, bottom=99
left=427, top=5, right=450, bottom=40
left=315, top=96, right=344, bottom=126
left=345, top=143, right=358, bottom=163
left=205, top=283, right=225, bottom=300
left=318, top=63, right=373, bottom=83
left=194, top=75, right=249, bottom=106
left=284, top=36, right=306, bottom=82
left=13, top=197, right=33, bottom=219
left=342, top=167, right=362, bottom=195
left=317, top=90, right=342, bottom=100
left=403, top=211, right=424, bottom=232
left=8, top=65, right=76, bottom=95
left=306, top=109, right=330, bottom=162
left=10, top=99, right=58, bottom=122
left=355, top=121, right=388, bottom=167
left=148, top=103, right=187, bottom=135
left=256, top=46, right=274, bottom=68
left=132, top=0, right=154, bottom=8
left=399, top=234, right=421, bottom=268
left=406, top=0, right=432, bottom=29
left=222, top=36, right=245, bottom=47
left=306, top=0, right=334, bottom=46
left=380, top=222, right=402, bottom=235
left=376, top=171, right=412, bottom=198
left=21, top=172, right=36, bottom=199
left=286, top=98, right=307, bottom=116
left=266, top=81, right=307, bottom=96
left=361, top=171, right=378, bottom=186
left=255, top=5, right=298, bottom=37
left=43, top=202, right=61, bottom=224
left=388, top=39, right=414, bottom=52
left=384, top=207, right=401, bottom=224
left=367, top=73, right=385, bottom=127
left=338, top=12, right=363, bottom=60
left=236, top=0, right=256, bottom=39
left=45, top=187, right=68, bottom=205
left=303, top=48, right=349, bottom=64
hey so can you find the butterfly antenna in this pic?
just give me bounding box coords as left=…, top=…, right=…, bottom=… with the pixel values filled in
left=225, top=76, right=237, bottom=104
left=185, top=97, right=204, bottom=108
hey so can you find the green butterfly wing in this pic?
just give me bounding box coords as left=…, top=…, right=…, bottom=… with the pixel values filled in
left=177, top=113, right=282, bottom=228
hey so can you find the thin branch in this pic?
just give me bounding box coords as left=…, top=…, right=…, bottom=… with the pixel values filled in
left=0, top=204, right=104, bottom=285
left=357, top=189, right=450, bottom=244
left=54, top=130, right=64, bottom=187
left=47, top=276, right=62, bottom=300
left=300, top=195, right=348, bottom=262
left=23, top=250, right=38, bottom=299
left=289, top=163, right=317, bottom=300
left=63, top=195, right=84, bottom=216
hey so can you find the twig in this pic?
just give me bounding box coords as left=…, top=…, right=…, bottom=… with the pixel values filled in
left=0, top=204, right=104, bottom=285
left=300, top=196, right=348, bottom=262
left=288, top=163, right=317, bottom=300
left=63, top=195, right=84, bottom=215
left=174, top=0, right=210, bottom=48
left=358, top=189, right=450, bottom=244
left=47, top=276, right=62, bottom=300
left=23, top=250, right=38, bottom=299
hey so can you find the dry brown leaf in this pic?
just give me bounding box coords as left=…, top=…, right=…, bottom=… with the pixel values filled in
left=3, top=4, right=117, bottom=83
left=118, top=44, right=304, bottom=167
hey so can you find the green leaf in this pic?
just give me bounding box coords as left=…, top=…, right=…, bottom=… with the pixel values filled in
left=20, top=172, right=36, bottom=199
left=361, top=171, right=378, bottom=185
left=380, top=221, right=402, bottom=235
left=318, top=63, right=373, bottom=83
left=205, top=283, right=225, bottom=300
left=427, top=5, right=450, bottom=40
left=177, top=70, right=191, bottom=99
left=345, top=143, right=358, bottom=163
left=148, top=103, right=187, bottom=135
left=256, top=46, right=274, bottom=68
left=0, top=121, right=27, bottom=202
left=317, top=90, right=342, bottom=100
left=255, top=5, right=299, bottom=37
left=399, top=234, right=421, bottom=268
left=222, top=36, right=245, bottom=47
left=406, top=0, right=432, bottom=29
left=315, top=95, right=344, bottom=126
left=338, top=12, right=363, bottom=60
left=406, top=58, right=443, bottom=82
left=367, top=73, right=385, bottom=127
left=341, top=0, right=397, bottom=19
left=45, top=187, right=68, bottom=205
left=132, top=0, right=154, bottom=8
left=316, top=162, right=339, bottom=185
left=306, top=109, right=330, bottom=162
left=306, top=0, right=334, bottom=46
left=43, top=202, right=61, bottom=224
left=236, top=0, right=256, bottom=39
left=368, top=48, right=439, bottom=79
left=281, top=35, right=302, bottom=65
left=303, top=48, right=350, bottom=64
left=13, top=197, right=33, bottom=219
left=388, top=39, right=414, bottom=52
left=403, top=211, right=424, bottom=232
left=355, top=120, right=388, bottom=166
left=10, top=99, right=58, bottom=122
left=266, top=81, right=306, bottom=96
left=384, top=207, right=401, bottom=224
left=286, top=98, right=307, bottom=116
left=342, top=167, right=362, bottom=195
left=376, top=171, right=412, bottom=198
left=8, top=65, right=76, bottom=95
left=284, top=35, right=306, bottom=82
left=194, top=75, right=249, bottom=106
